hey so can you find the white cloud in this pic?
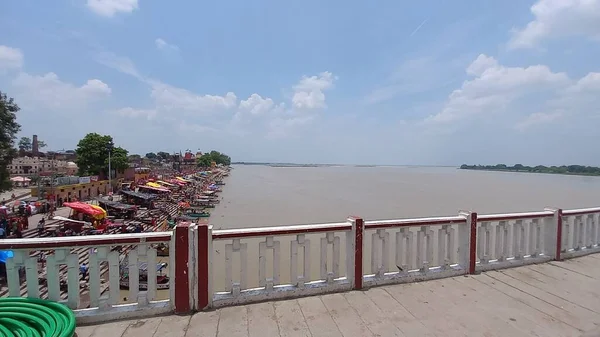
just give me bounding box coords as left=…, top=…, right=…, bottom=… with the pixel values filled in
left=292, top=72, right=336, bottom=109
left=12, top=73, right=111, bottom=111
left=94, top=52, right=141, bottom=79
left=509, top=0, right=600, bottom=49
left=422, top=53, right=600, bottom=137
left=238, top=94, right=275, bottom=116
left=93, top=50, right=334, bottom=138
left=515, top=111, right=563, bottom=131
left=149, top=80, right=237, bottom=115
left=113, top=107, right=156, bottom=120
left=86, top=0, right=139, bottom=17
left=0, top=45, right=24, bottom=72
left=155, top=38, right=179, bottom=53
left=364, top=56, right=464, bottom=104
left=427, top=54, right=569, bottom=123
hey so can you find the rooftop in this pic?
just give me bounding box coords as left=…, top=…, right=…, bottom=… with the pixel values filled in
left=76, top=253, right=600, bottom=337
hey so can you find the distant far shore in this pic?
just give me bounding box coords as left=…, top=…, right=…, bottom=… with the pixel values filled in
left=460, top=164, right=600, bottom=177
left=231, top=162, right=456, bottom=168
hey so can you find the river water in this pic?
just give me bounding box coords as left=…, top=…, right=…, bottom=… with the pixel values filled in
left=210, top=165, right=600, bottom=225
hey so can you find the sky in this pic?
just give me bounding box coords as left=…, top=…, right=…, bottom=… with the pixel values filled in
left=1, top=0, right=600, bottom=166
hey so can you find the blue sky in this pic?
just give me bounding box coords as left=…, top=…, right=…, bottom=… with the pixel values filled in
left=1, top=0, right=600, bottom=165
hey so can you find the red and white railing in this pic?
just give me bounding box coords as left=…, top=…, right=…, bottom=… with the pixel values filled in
left=1, top=206, right=600, bottom=323
left=0, top=233, right=175, bottom=324
left=561, top=207, right=600, bottom=258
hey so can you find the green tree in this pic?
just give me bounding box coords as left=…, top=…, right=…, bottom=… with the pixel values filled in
left=128, top=154, right=142, bottom=161
left=157, top=151, right=170, bottom=161
left=197, top=153, right=213, bottom=167
left=38, top=140, right=47, bottom=149
left=0, top=92, right=21, bottom=193
left=197, top=150, right=231, bottom=167
left=18, top=136, right=31, bottom=151
left=145, top=152, right=157, bottom=160
left=75, top=133, right=129, bottom=176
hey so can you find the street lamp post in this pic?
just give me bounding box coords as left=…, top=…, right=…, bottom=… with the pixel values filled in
left=107, top=142, right=114, bottom=194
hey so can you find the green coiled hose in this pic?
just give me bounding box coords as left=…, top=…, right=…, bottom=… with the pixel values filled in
left=0, top=297, right=76, bottom=337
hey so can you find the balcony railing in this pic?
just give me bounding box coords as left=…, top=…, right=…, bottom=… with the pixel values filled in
left=0, top=233, right=174, bottom=324
left=1, top=206, right=600, bottom=323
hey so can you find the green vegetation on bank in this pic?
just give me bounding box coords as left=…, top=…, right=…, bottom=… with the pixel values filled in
left=76, top=133, right=129, bottom=176
left=460, top=164, right=600, bottom=176
left=197, top=151, right=231, bottom=167
left=0, top=92, right=20, bottom=192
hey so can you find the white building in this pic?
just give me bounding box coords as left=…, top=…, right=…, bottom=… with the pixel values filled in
left=8, top=157, right=78, bottom=176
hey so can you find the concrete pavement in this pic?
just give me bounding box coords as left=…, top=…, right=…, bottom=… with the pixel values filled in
left=75, top=253, right=600, bottom=337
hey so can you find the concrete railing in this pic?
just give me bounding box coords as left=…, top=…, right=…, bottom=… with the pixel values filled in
left=1, top=206, right=600, bottom=323
left=0, top=233, right=175, bottom=324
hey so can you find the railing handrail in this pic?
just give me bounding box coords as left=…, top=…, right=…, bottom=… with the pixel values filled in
left=562, top=207, right=600, bottom=216
left=364, top=215, right=465, bottom=229
left=0, top=231, right=172, bottom=250
left=212, top=222, right=351, bottom=239
left=209, top=206, right=599, bottom=239
left=477, top=210, right=554, bottom=222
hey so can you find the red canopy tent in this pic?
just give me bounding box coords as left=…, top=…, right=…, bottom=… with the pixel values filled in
left=63, top=202, right=106, bottom=217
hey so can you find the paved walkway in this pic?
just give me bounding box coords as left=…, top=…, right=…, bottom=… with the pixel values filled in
left=76, top=254, right=600, bottom=337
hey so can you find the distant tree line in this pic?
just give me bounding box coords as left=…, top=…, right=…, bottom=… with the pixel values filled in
left=144, top=152, right=172, bottom=161
left=197, top=151, right=231, bottom=167
left=460, top=164, right=600, bottom=176
left=142, top=151, right=231, bottom=167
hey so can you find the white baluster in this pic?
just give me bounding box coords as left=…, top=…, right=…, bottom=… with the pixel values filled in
left=225, top=239, right=247, bottom=296
left=575, top=215, right=584, bottom=250
left=478, top=222, right=491, bottom=264
left=530, top=219, right=541, bottom=257
left=320, top=232, right=340, bottom=283
left=25, top=254, right=39, bottom=298
left=45, top=249, right=79, bottom=308
left=425, top=227, right=434, bottom=271
left=66, top=253, right=80, bottom=309
left=128, top=249, right=140, bottom=304
left=437, top=226, right=448, bottom=269
left=290, top=234, right=311, bottom=288
left=417, top=226, right=431, bottom=272
left=395, top=228, right=413, bottom=271
left=259, top=236, right=281, bottom=291
left=477, top=224, right=484, bottom=263
left=562, top=216, right=569, bottom=252
left=512, top=220, right=524, bottom=259
left=447, top=225, right=456, bottom=266
left=89, top=247, right=103, bottom=307
left=144, top=245, right=157, bottom=303
left=495, top=221, right=508, bottom=262
left=585, top=215, right=593, bottom=249
left=89, top=245, right=122, bottom=308
left=370, top=229, right=389, bottom=279
left=6, top=250, right=26, bottom=297
left=592, top=214, right=599, bottom=247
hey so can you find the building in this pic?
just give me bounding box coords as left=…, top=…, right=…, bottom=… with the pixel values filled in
left=30, top=176, right=110, bottom=201
left=8, top=157, right=78, bottom=176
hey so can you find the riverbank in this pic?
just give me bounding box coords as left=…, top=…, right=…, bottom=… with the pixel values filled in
left=460, top=167, right=600, bottom=177
left=460, top=164, right=600, bottom=177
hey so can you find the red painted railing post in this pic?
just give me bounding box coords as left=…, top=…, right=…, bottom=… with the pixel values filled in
left=348, top=216, right=364, bottom=290
left=196, top=221, right=211, bottom=310
left=173, top=223, right=191, bottom=314
left=459, top=211, right=478, bottom=274
left=545, top=208, right=563, bottom=261
left=469, top=212, right=478, bottom=274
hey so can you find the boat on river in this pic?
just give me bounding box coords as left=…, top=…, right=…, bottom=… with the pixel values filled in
left=183, top=207, right=210, bottom=218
